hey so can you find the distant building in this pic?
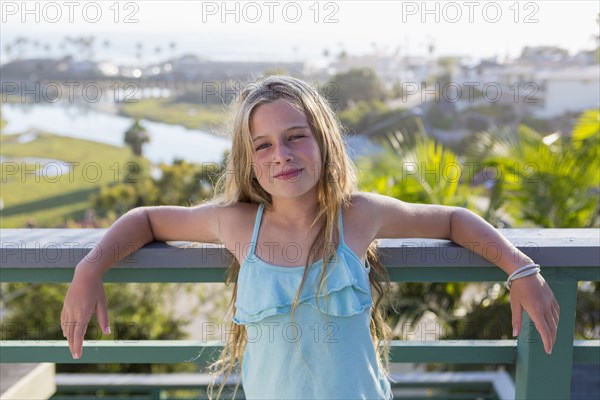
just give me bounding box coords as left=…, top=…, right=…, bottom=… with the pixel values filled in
left=519, top=46, right=570, bottom=64
left=455, top=51, right=600, bottom=118
left=532, top=65, right=600, bottom=118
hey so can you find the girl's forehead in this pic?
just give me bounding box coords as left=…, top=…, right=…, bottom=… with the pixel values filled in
left=253, top=98, right=305, bottom=118
left=250, top=99, right=309, bottom=135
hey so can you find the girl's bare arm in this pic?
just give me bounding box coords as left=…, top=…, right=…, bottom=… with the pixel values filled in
left=61, top=203, right=222, bottom=359
left=360, top=192, right=559, bottom=355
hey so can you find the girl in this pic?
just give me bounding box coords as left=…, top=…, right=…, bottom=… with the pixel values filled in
left=62, top=75, right=559, bottom=400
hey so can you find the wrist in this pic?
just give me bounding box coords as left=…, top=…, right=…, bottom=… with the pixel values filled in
left=505, top=263, right=541, bottom=290
left=74, top=260, right=105, bottom=281
left=505, top=257, right=536, bottom=275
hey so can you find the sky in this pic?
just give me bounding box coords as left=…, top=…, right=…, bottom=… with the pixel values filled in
left=1, top=0, right=598, bottom=63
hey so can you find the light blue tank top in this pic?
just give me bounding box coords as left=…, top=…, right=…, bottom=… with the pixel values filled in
left=233, top=204, right=393, bottom=399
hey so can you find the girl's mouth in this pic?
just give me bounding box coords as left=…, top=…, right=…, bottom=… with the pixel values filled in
left=274, top=168, right=303, bottom=180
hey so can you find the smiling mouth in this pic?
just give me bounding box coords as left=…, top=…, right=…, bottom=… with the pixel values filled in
left=274, top=168, right=303, bottom=180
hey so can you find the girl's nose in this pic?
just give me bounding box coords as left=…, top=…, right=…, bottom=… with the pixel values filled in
left=273, top=143, right=293, bottom=163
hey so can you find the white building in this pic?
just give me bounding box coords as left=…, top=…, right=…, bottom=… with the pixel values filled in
left=532, top=65, right=600, bottom=118
left=455, top=47, right=600, bottom=119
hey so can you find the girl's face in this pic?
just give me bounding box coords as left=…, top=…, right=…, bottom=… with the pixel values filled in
left=249, top=98, right=322, bottom=202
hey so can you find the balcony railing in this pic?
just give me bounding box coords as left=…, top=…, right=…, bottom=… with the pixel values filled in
left=1, top=228, right=599, bottom=399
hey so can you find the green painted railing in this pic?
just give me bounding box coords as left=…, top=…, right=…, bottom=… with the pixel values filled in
left=1, top=228, right=599, bottom=400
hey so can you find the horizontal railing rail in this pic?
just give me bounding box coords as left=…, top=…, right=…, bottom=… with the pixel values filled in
left=1, top=228, right=599, bottom=400
left=1, top=340, right=598, bottom=364
left=51, top=371, right=516, bottom=400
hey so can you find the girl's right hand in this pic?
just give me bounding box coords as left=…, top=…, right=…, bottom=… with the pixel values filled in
left=61, top=267, right=110, bottom=359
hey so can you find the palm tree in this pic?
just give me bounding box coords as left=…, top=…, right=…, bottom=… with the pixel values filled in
left=80, top=35, right=95, bottom=60
left=4, top=44, right=12, bottom=62
left=135, top=42, right=144, bottom=63
left=466, top=110, right=599, bottom=228
left=124, top=119, right=150, bottom=156
left=359, top=129, right=475, bottom=208
left=14, top=36, right=28, bottom=60
left=168, top=41, right=177, bottom=61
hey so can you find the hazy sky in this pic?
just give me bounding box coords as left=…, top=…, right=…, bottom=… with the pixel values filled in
left=2, top=1, right=598, bottom=62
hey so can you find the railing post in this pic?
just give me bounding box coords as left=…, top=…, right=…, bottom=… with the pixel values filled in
left=514, top=280, right=577, bottom=400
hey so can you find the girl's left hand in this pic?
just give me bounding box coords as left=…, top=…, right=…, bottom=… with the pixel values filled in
left=509, top=273, right=560, bottom=354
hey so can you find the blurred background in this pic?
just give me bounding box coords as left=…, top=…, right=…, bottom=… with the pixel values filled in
left=1, top=0, right=598, bottom=398
left=2, top=0, right=599, bottom=228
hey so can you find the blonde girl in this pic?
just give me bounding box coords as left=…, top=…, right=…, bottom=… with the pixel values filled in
left=62, top=75, right=559, bottom=400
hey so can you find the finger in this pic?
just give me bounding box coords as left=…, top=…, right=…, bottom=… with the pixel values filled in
left=63, top=319, right=78, bottom=358
left=532, top=316, right=553, bottom=354
left=510, top=297, right=523, bottom=337
left=545, top=308, right=558, bottom=350
left=72, top=322, right=88, bottom=359
left=65, top=319, right=77, bottom=350
left=96, top=294, right=111, bottom=335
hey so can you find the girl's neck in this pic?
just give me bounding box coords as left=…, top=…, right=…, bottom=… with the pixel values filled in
left=269, top=197, right=321, bottom=228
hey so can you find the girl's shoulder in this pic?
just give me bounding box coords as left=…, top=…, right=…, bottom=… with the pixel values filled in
left=340, top=192, right=384, bottom=243
left=344, top=191, right=411, bottom=239
left=215, top=201, right=259, bottom=226
left=214, top=202, right=260, bottom=252
left=346, top=191, right=384, bottom=216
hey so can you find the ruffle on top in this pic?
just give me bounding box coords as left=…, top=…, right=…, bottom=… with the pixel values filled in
left=233, top=244, right=372, bottom=325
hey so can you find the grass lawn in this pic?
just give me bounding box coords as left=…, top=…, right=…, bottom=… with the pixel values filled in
left=1, top=132, right=147, bottom=228
left=120, top=98, right=229, bottom=133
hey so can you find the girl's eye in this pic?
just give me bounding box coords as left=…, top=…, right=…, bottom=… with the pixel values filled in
left=255, top=135, right=304, bottom=151
left=256, top=143, right=270, bottom=151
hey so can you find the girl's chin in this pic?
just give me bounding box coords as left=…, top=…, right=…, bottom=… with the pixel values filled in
left=262, top=185, right=319, bottom=200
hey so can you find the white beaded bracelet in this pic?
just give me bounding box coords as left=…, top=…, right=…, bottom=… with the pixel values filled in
left=505, top=263, right=541, bottom=290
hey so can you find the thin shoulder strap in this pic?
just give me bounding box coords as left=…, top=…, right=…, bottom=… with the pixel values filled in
left=338, top=206, right=345, bottom=245
left=249, top=203, right=265, bottom=255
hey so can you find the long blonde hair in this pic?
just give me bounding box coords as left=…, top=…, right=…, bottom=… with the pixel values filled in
left=206, top=75, right=391, bottom=399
